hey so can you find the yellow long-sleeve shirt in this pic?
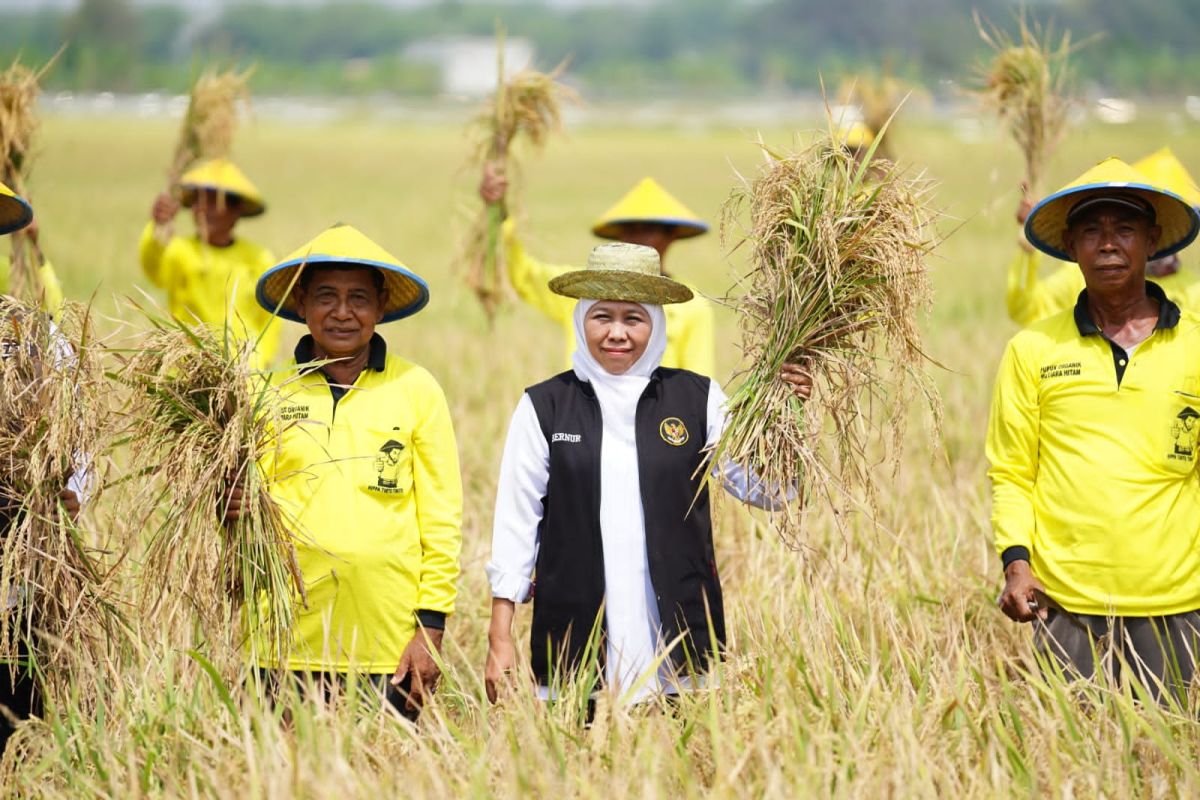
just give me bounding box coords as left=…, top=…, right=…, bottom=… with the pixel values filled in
left=260, top=335, right=463, bottom=673
left=138, top=221, right=281, bottom=366
left=0, top=253, right=64, bottom=318
left=504, top=222, right=715, bottom=375
left=1006, top=245, right=1198, bottom=326
left=987, top=283, right=1200, bottom=616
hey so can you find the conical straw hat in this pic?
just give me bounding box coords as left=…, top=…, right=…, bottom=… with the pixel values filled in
left=179, top=157, right=266, bottom=217
left=1024, top=157, right=1200, bottom=261
left=0, top=180, right=32, bottom=235
left=548, top=242, right=693, bottom=305
left=591, top=177, right=708, bottom=240
left=256, top=223, right=430, bottom=324
left=1133, top=148, right=1200, bottom=208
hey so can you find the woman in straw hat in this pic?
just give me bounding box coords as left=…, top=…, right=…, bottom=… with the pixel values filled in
left=484, top=242, right=808, bottom=706
left=139, top=157, right=280, bottom=366
left=480, top=169, right=715, bottom=375
left=1006, top=147, right=1200, bottom=326
left=234, top=223, right=462, bottom=718
left=0, top=182, right=65, bottom=318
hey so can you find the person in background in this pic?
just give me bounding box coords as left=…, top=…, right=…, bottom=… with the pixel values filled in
left=480, top=168, right=714, bottom=375
left=139, top=158, right=280, bottom=366
left=1005, top=148, right=1200, bottom=326
left=990, top=157, right=1200, bottom=700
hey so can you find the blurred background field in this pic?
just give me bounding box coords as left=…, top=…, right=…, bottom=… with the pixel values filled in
left=5, top=107, right=1200, bottom=798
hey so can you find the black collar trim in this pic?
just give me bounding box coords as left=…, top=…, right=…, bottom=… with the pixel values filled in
left=1072, top=281, right=1180, bottom=337
left=294, top=333, right=388, bottom=372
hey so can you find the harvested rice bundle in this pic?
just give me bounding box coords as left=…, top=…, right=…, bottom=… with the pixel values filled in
left=974, top=13, right=1075, bottom=197
left=115, top=309, right=302, bottom=665
left=0, top=297, right=122, bottom=688
left=156, top=68, right=252, bottom=243
left=0, top=57, right=53, bottom=300
left=837, top=70, right=923, bottom=160
left=463, top=26, right=574, bottom=324
left=715, top=133, right=940, bottom=546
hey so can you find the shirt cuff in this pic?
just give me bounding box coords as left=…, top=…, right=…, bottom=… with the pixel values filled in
left=415, top=610, right=446, bottom=630
left=1001, top=545, right=1031, bottom=569
left=486, top=563, right=534, bottom=603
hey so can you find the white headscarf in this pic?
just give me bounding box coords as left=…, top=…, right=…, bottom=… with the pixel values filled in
left=571, top=299, right=667, bottom=437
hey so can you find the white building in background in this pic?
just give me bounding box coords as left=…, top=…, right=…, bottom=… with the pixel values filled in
left=404, top=37, right=535, bottom=97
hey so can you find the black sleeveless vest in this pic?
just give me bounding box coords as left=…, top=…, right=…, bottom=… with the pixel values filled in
left=524, top=367, right=725, bottom=685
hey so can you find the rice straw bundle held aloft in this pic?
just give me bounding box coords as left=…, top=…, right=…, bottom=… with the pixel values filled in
left=0, top=298, right=121, bottom=692
left=715, top=134, right=940, bottom=546
left=156, top=68, right=252, bottom=242
left=0, top=57, right=53, bottom=300
left=974, top=13, right=1075, bottom=197
left=837, top=69, right=922, bottom=160
left=115, top=312, right=302, bottom=666
left=464, top=27, right=574, bottom=324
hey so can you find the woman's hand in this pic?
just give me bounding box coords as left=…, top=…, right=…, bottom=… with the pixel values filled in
left=479, top=162, right=509, bottom=205
left=485, top=634, right=519, bottom=703
left=780, top=362, right=813, bottom=400
left=152, top=191, right=181, bottom=225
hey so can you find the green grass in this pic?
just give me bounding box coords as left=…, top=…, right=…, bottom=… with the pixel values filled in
left=3, top=111, right=1200, bottom=797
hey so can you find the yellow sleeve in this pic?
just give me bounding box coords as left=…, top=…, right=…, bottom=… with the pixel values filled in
left=679, top=297, right=715, bottom=376
left=1005, top=245, right=1083, bottom=327
left=503, top=219, right=576, bottom=325
left=411, top=370, right=464, bottom=616
left=139, top=221, right=170, bottom=288
left=985, top=337, right=1040, bottom=558
left=35, top=258, right=65, bottom=320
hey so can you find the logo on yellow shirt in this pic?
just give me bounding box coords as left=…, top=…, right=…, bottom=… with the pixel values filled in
left=659, top=417, right=689, bottom=446
left=373, top=439, right=407, bottom=493
left=1170, top=407, right=1200, bottom=460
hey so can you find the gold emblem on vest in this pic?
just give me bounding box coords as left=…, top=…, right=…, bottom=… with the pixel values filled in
left=659, top=417, right=689, bottom=446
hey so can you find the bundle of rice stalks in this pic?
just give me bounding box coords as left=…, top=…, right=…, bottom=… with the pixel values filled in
left=114, top=308, right=302, bottom=667
left=0, top=56, right=55, bottom=301
left=463, top=25, right=574, bottom=324
left=714, top=131, right=941, bottom=546
left=837, top=69, right=924, bottom=160
left=974, top=13, right=1075, bottom=197
left=0, top=297, right=124, bottom=695
left=156, top=67, right=252, bottom=243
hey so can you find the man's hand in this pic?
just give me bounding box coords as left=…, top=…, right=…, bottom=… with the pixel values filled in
left=479, top=162, right=508, bottom=205
left=58, top=489, right=80, bottom=523
left=392, top=627, right=444, bottom=712
left=1015, top=181, right=1033, bottom=226
left=998, top=560, right=1047, bottom=623
left=151, top=192, right=181, bottom=225
left=484, top=633, right=519, bottom=703
left=223, top=483, right=244, bottom=524
left=780, top=362, right=813, bottom=400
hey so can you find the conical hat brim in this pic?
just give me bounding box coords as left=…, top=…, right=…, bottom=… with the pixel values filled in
left=178, top=159, right=266, bottom=217
left=548, top=269, right=693, bottom=305
left=0, top=181, right=32, bottom=235
left=1026, top=160, right=1200, bottom=261
left=1133, top=148, right=1200, bottom=208
left=256, top=226, right=429, bottom=324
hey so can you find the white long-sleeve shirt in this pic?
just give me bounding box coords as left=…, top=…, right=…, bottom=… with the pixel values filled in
left=487, top=379, right=787, bottom=702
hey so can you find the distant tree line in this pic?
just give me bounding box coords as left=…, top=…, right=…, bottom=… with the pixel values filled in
left=1, top=0, right=1197, bottom=97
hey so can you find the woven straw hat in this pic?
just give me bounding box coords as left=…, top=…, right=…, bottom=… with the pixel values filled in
left=591, top=178, right=708, bottom=240
left=1133, top=147, right=1200, bottom=208
left=256, top=223, right=430, bottom=324
left=1025, top=157, right=1200, bottom=261
left=179, top=158, right=266, bottom=217
left=0, top=180, right=32, bottom=235
left=548, top=243, right=693, bottom=304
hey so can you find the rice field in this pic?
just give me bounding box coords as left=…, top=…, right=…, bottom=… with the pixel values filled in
left=3, top=109, right=1200, bottom=797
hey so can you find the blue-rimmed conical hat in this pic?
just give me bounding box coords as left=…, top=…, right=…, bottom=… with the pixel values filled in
left=256, top=224, right=429, bottom=323
left=0, top=180, right=33, bottom=236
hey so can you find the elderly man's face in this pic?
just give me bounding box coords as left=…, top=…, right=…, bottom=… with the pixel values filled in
left=1063, top=204, right=1161, bottom=294
left=294, top=267, right=388, bottom=358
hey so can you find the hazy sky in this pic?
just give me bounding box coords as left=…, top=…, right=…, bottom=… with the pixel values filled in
left=0, top=0, right=655, bottom=9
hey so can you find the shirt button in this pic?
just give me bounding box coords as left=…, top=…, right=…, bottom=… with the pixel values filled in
left=1118, top=359, right=1127, bottom=366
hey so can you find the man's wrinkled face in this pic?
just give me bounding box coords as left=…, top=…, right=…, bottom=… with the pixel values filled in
left=1063, top=203, right=1161, bottom=293
left=294, top=267, right=388, bottom=358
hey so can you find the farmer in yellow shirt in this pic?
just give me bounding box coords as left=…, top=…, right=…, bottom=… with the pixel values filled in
left=989, top=157, right=1200, bottom=699
left=0, top=189, right=65, bottom=317
left=238, top=223, right=462, bottom=717
left=1005, top=148, right=1200, bottom=326
left=480, top=169, right=714, bottom=374
left=139, top=158, right=280, bottom=365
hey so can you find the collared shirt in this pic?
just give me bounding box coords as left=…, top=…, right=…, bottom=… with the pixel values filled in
left=259, top=335, right=462, bottom=671
left=987, top=281, right=1200, bottom=615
